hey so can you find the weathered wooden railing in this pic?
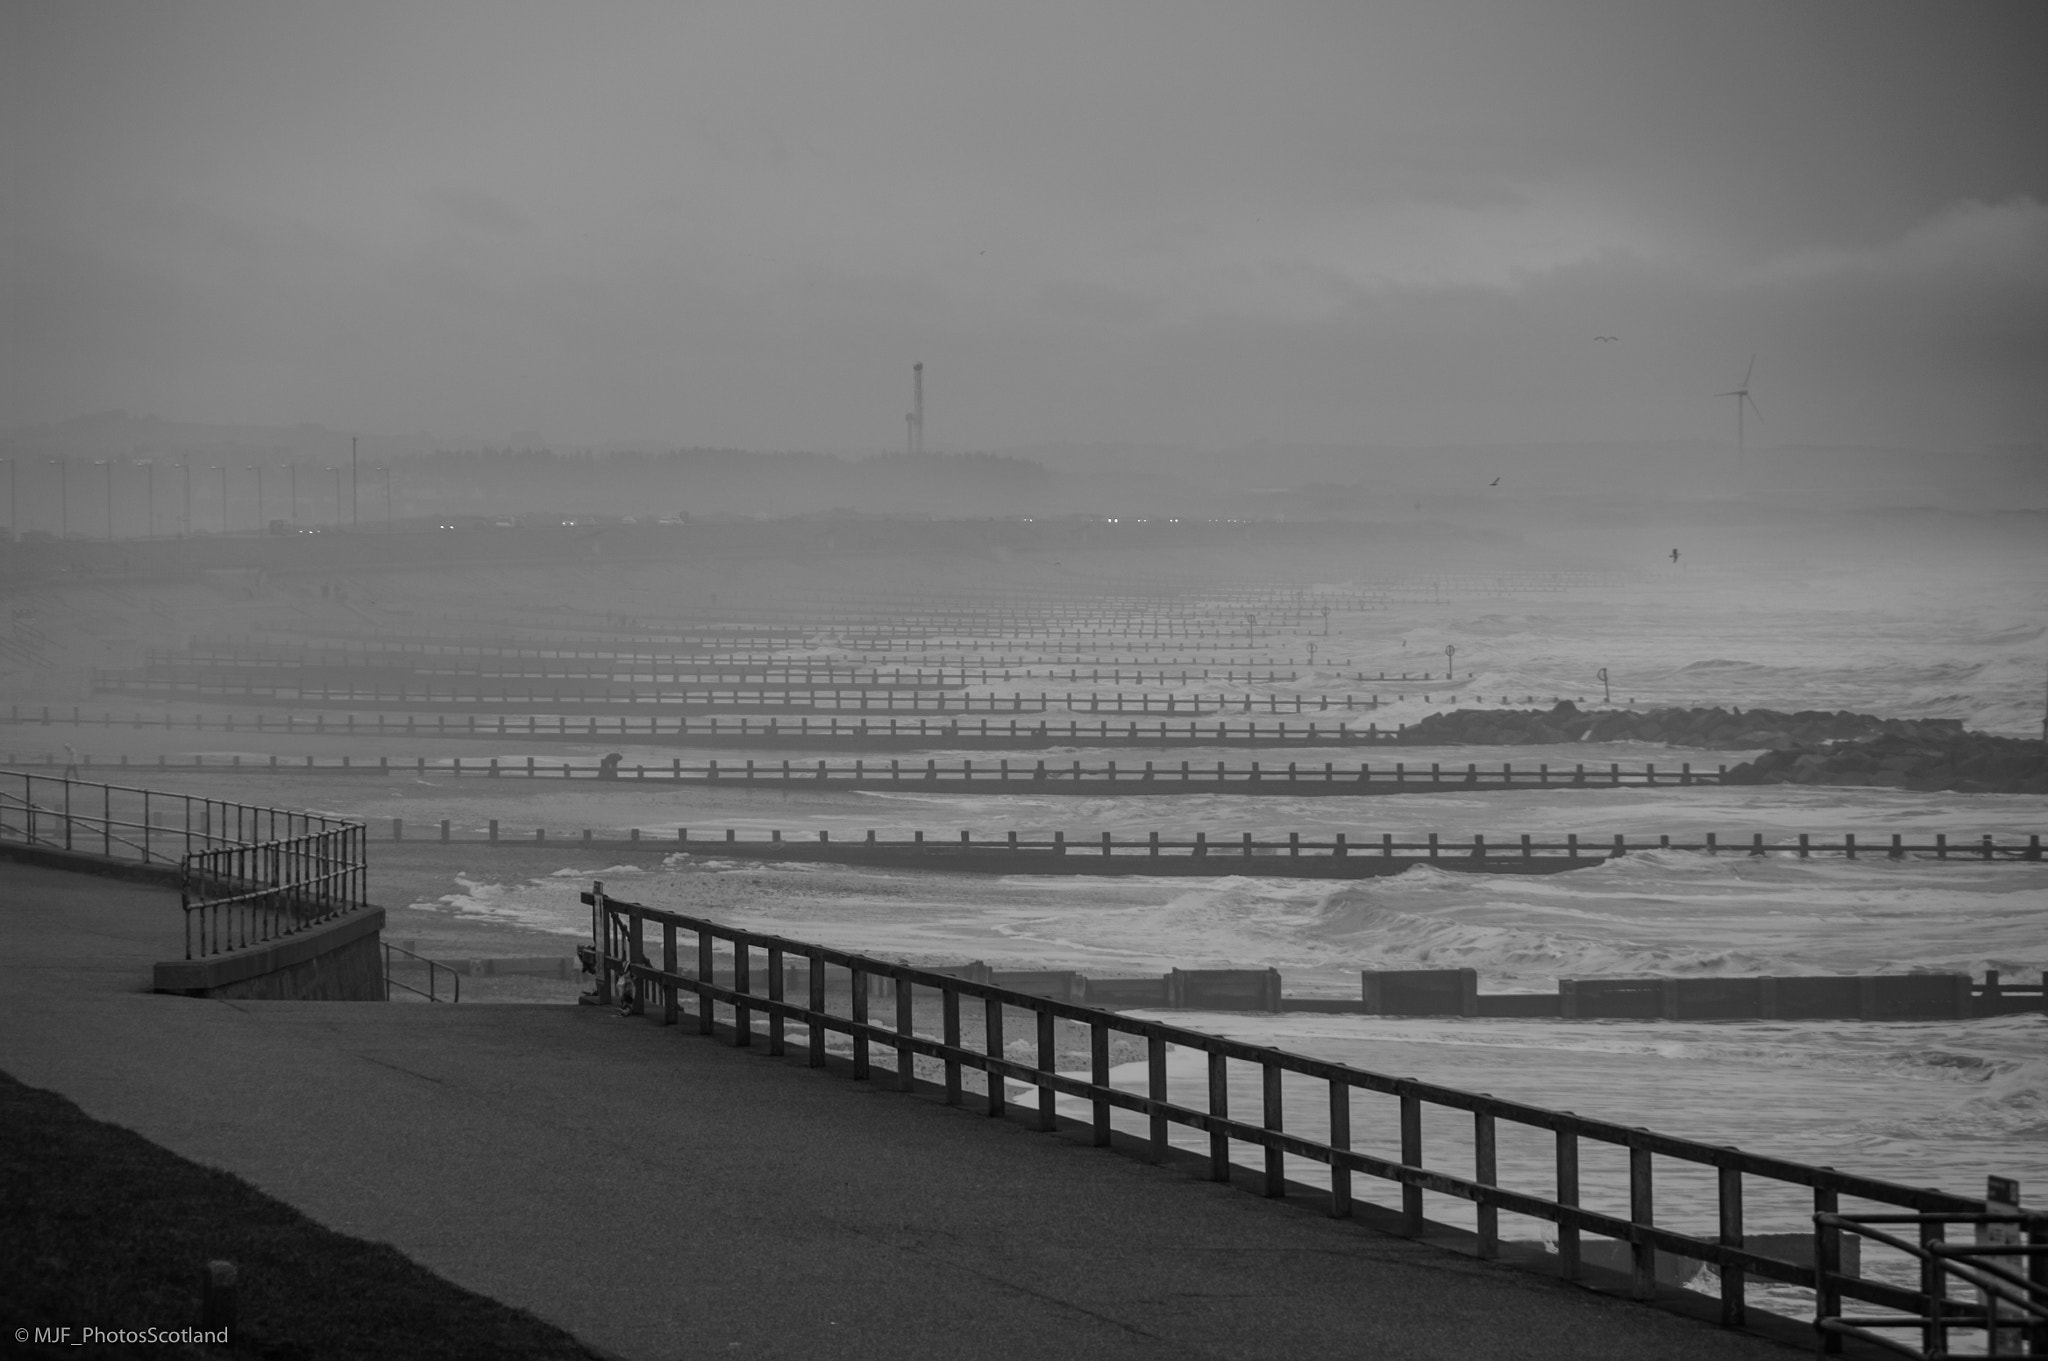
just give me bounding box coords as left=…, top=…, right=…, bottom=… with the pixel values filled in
left=0, top=769, right=368, bottom=960
left=584, top=887, right=1991, bottom=1347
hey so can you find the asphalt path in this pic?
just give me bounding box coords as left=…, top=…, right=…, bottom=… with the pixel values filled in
left=0, top=859, right=1807, bottom=1360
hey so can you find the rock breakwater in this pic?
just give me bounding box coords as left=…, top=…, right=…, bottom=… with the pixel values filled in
left=1722, top=733, right=2048, bottom=794
left=1398, top=701, right=1962, bottom=751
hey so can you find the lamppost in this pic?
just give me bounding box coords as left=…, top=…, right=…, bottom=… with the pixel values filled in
left=326, top=467, right=342, bottom=524
left=288, top=463, right=298, bottom=526
left=383, top=463, right=394, bottom=525
left=135, top=460, right=155, bottom=539
left=94, top=459, right=113, bottom=539
left=350, top=436, right=359, bottom=527
left=1, top=457, right=13, bottom=540
left=49, top=459, right=69, bottom=538
left=179, top=461, right=192, bottom=536
left=249, top=465, right=265, bottom=530
left=209, top=466, right=227, bottom=533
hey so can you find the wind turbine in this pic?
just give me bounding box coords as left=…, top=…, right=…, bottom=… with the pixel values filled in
left=1717, top=355, right=1763, bottom=459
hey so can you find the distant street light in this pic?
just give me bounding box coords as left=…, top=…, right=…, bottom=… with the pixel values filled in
left=383, top=463, right=394, bottom=525
left=249, top=465, right=265, bottom=529
left=135, top=460, right=155, bottom=539
left=209, top=466, right=227, bottom=533
left=93, top=459, right=113, bottom=539
left=288, top=464, right=298, bottom=525
left=179, top=462, right=192, bottom=536
left=1, top=458, right=14, bottom=540
left=326, top=467, right=342, bottom=524
left=48, top=459, right=69, bottom=538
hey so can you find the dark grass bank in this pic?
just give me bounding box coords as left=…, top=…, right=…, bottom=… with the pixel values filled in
left=0, top=1071, right=609, bottom=1361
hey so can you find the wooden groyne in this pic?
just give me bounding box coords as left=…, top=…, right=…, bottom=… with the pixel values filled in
left=90, top=678, right=1411, bottom=715
left=1348, top=967, right=2045, bottom=1021
left=23, top=750, right=1728, bottom=793
left=661, top=959, right=2047, bottom=1021
left=372, top=820, right=2040, bottom=873
left=145, top=648, right=1357, bottom=684
left=9, top=706, right=1624, bottom=751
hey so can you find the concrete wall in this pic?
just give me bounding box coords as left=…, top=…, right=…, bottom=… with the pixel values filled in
left=1362, top=968, right=1477, bottom=1016
left=152, top=906, right=386, bottom=1001
left=1087, top=977, right=1172, bottom=1008
left=2, top=839, right=387, bottom=1002
left=1168, top=968, right=1282, bottom=1011
left=1561, top=973, right=1974, bottom=1021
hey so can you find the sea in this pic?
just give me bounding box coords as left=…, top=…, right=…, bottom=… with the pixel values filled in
left=261, top=518, right=2048, bottom=1320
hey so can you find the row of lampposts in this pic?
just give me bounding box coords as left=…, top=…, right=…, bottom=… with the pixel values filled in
left=2, top=457, right=397, bottom=540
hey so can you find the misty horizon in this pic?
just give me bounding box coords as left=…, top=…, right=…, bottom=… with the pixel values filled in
left=6, top=2, right=2046, bottom=464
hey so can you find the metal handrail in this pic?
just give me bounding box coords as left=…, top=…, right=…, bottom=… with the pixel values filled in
left=0, top=770, right=368, bottom=961
left=1815, top=1211, right=2048, bottom=1357
left=0, top=769, right=359, bottom=865
left=180, top=829, right=366, bottom=959
left=382, top=941, right=460, bottom=1002
left=585, top=886, right=1991, bottom=1340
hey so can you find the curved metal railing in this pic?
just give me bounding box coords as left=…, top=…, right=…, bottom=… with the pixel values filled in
left=0, top=769, right=366, bottom=959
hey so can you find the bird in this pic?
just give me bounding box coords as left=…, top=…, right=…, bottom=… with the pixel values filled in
left=1595, top=335, right=1618, bottom=342
left=1489, top=477, right=1500, bottom=486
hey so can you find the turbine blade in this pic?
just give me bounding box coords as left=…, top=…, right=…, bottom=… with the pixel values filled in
left=1742, top=353, right=1756, bottom=387
left=1745, top=393, right=1763, bottom=422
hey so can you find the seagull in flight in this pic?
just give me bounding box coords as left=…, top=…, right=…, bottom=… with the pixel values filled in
left=1489, top=477, right=1500, bottom=486
left=1595, top=335, right=1618, bottom=342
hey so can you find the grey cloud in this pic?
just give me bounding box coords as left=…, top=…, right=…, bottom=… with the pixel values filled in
left=419, top=186, right=534, bottom=236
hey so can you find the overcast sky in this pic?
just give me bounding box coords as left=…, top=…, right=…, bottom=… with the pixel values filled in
left=7, top=1, right=2045, bottom=454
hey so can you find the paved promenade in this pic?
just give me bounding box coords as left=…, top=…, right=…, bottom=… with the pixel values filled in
left=0, top=859, right=1806, bottom=1360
